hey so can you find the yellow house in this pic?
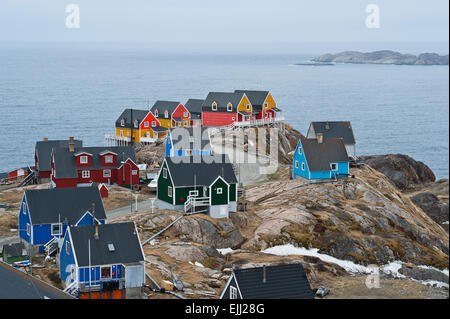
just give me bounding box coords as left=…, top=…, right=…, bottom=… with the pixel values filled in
left=234, top=90, right=279, bottom=121
left=115, top=109, right=169, bottom=143
left=150, top=100, right=189, bottom=129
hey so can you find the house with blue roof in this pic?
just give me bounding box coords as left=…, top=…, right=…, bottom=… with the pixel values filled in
left=18, top=186, right=107, bottom=255
left=165, top=127, right=212, bottom=157
left=293, top=134, right=349, bottom=180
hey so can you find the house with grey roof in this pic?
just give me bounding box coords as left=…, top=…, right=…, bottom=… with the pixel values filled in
left=18, top=185, right=107, bottom=255
left=50, top=144, right=139, bottom=188
left=157, top=154, right=238, bottom=218
left=165, top=127, right=212, bottom=157
left=35, top=137, right=83, bottom=182
left=307, top=121, right=356, bottom=159
left=185, top=98, right=204, bottom=127
left=59, top=222, right=145, bottom=299
left=220, top=264, right=314, bottom=299
left=293, top=135, right=350, bottom=180
left=234, top=90, right=283, bottom=125
left=2, top=242, right=27, bottom=265
left=0, top=260, right=73, bottom=299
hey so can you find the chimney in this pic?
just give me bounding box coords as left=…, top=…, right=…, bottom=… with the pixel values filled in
left=94, top=223, right=99, bottom=240
left=69, top=136, right=74, bottom=142
left=317, top=133, right=323, bottom=144
left=43, top=137, right=48, bottom=142
left=69, top=142, right=75, bottom=152
left=262, top=265, right=267, bottom=283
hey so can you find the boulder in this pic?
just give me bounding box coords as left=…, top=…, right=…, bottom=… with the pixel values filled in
left=359, top=154, right=435, bottom=190
left=410, top=192, right=449, bottom=226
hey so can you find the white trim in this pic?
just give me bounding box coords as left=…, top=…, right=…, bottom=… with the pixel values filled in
left=100, top=265, right=112, bottom=280
left=51, top=223, right=62, bottom=236
left=168, top=186, right=173, bottom=198
left=79, top=156, right=88, bottom=164
left=103, top=169, right=111, bottom=178
left=74, top=152, right=93, bottom=157
left=230, top=285, right=238, bottom=299
left=75, top=211, right=103, bottom=226
left=99, top=150, right=118, bottom=156
left=330, top=163, right=338, bottom=171
left=81, top=170, right=90, bottom=178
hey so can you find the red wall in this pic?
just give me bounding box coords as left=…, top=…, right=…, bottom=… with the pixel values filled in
left=202, top=111, right=236, bottom=126
left=75, top=154, right=92, bottom=168
left=100, top=154, right=117, bottom=167
left=172, top=104, right=189, bottom=119
left=117, top=160, right=139, bottom=186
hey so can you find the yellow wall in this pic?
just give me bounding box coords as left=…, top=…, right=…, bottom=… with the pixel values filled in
left=158, top=118, right=172, bottom=129
left=263, top=93, right=277, bottom=110
left=237, top=94, right=252, bottom=113
left=115, top=127, right=141, bottom=143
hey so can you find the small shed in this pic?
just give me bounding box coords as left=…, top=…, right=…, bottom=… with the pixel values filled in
left=2, top=243, right=28, bottom=265
left=98, top=183, right=109, bottom=198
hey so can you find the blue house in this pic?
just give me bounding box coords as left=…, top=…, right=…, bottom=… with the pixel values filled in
left=293, top=135, right=349, bottom=180
left=165, top=127, right=212, bottom=157
left=59, top=222, right=145, bottom=299
left=18, top=186, right=107, bottom=254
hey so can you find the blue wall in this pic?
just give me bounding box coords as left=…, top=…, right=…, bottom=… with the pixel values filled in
left=76, top=212, right=106, bottom=226
left=59, top=230, right=76, bottom=285
left=18, top=194, right=31, bottom=243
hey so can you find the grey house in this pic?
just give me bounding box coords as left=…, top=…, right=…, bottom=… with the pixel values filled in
left=220, top=264, right=314, bottom=299
left=307, top=121, right=356, bottom=159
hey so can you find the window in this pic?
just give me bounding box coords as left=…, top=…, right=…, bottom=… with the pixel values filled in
left=120, top=119, right=125, bottom=127
left=103, top=170, right=111, bottom=178
left=27, top=223, right=30, bottom=236
left=302, top=163, right=305, bottom=171
left=212, top=102, right=217, bottom=111
left=66, top=241, right=70, bottom=255
left=154, top=109, right=159, bottom=117
left=152, top=121, right=156, bottom=127
left=107, top=243, right=115, bottom=252
left=80, top=156, right=88, bottom=164
left=71, top=266, right=75, bottom=280
left=189, top=190, right=199, bottom=196
left=227, top=103, right=232, bottom=112
left=216, top=188, right=222, bottom=194
left=51, top=223, right=62, bottom=236
left=168, top=186, right=173, bottom=197
left=105, top=155, right=113, bottom=163
left=163, top=168, right=167, bottom=179
left=132, top=170, right=138, bottom=175
left=330, top=163, right=338, bottom=171
left=183, top=112, right=188, bottom=117
left=246, top=104, right=250, bottom=111
left=298, top=147, right=302, bottom=155
left=230, top=286, right=237, bottom=299
left=232, top=117, right=235, bottom=121
left=264, top=102, right=268, bottom=109
left=120, top=130, right=123, bottom=137
left=164, top=110, right=169, bottom=118
left=22, top=202, right=26, bottom=214
left=134, top=120, right=138, bottom=128
left=295, top=161, right=299, bottom=169
left=144, top=121, right=149, bottom=128
left=82, top=170, right=90, bottom=178
left=101, top=266, right=111, bottom=279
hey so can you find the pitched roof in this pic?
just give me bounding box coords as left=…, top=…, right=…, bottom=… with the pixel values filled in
left=35, top=139, right=83, bottom=172
left=169, top=127, right=211, bottom=151
left=300, top=137, right=349, bottom=172
left=25, top=186, right=106, bottom=225
left=202, top=92, right=246, bottom=112
left=150, top=100, right=181, bottom=116
left=0, top=261, right=73, bottom=299
left=310, top=121, right=356, bottom=145
left=3, top=242, right=26, bottom=258
left=115, top=109, right=149, bottom=129
left=234, top=90, right=269, bottom=106
left=69, top=222, right=144, bottom=267
left=233, top=264, right=314, bottom=299
left=185, top=99, right=204, bottom=114
left=53, top=146, right=136, bottom=179
left=165, top=154, right=237, bottom=187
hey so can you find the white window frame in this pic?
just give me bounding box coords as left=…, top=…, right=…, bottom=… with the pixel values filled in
left=216, top=188, right=222, bottom=194
left=189, top=190, right=199, bottom=196
left=103, top=169, right=111, bottom=178
left=154, top=109, right=159, bottom=117
left=302, top=163, right=305, bottom=171
left=27, top=223, right=30, bottom=236
left=66, top=241, right=70, bottom=255
left=22, top=202, right=26, bottom=214
left=230, top=286, right=237, bottom=299
left=132, top=170, right=138, bottom=175
left=295, top=161, right=299, bottom=169
left=152, top=121, right=156, bottom=127
left=51, top=223, right=62, bottom=236
left=227, top=103, right=232, bottom=112
left=101, top=266, right=112, bottom=279
left=82, top=170, right=90, bottom=178
left=120, top=119, right=125, bottom=127
left=298, top=147, right=302, bottom=155
left=163, top=168, right=167, bottom=179
left=212, top=102, right=217, bottom=111
left=164, top=111, right=169, bottom=118
left=80, top=156, right=88, bottom=164
left=183, top=112, right=188, bottom=117
left=105, top=155, right=113, bottom=163
left=246, top=104, right=251, bottom=111
left=330, top=163, right=338, bottom=171
left=144, top=121, right=149, bottom=128
left=168, top=186, right=173, bottom=197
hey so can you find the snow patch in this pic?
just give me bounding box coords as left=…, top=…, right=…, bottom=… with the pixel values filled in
left=194, top=261, right=204, bottom=268
left=217, top=248, right=233, bottom=255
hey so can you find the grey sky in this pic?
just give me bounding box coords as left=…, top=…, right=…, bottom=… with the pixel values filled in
left=0, top=0, right=448, bottom=50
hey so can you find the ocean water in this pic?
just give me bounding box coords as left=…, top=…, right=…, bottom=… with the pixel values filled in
left=0, top=45, right=448, bottom=178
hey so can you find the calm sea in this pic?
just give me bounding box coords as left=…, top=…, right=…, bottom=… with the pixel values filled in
left=0, top=45, right=448, bottom=178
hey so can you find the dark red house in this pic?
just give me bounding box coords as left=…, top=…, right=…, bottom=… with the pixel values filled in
left=35, top=137, right=83, bottom=181
left=50, top=143, right=139, bottom=189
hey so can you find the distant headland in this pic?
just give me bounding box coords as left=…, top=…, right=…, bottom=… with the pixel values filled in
left=309, top=50, right=449, bottom=65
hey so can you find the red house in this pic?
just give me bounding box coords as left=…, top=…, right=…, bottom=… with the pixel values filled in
left=50, top=143, right=139, bottom=189
left=98, top=183, right=109, bottom=198
left=35, top=137, right=83, bottom=181
left=201, top=92, right=253, bottom=127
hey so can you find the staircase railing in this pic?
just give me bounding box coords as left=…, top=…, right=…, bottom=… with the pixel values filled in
left=44, top=236, right=60, bottom=257
left=184, top=195, right=210, bottom=213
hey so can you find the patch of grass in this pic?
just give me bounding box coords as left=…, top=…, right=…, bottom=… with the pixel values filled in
left=201, top=257, right=220, bottom=269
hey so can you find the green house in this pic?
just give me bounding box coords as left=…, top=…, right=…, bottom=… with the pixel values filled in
left=2, top=243, right=28, bottom=265
left=157, top=155, right=238, bottom=218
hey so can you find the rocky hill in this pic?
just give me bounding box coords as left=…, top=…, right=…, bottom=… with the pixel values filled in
left=312, top=50, right=449, bottom=65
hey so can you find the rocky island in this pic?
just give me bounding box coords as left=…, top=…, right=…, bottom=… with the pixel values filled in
left=312, top=50, right=449, bottom=65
